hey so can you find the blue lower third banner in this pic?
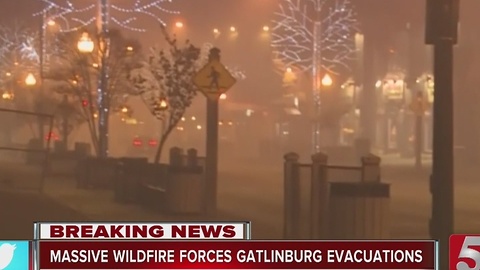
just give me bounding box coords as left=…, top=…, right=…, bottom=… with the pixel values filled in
left=0, top=240, right=30, bottom=270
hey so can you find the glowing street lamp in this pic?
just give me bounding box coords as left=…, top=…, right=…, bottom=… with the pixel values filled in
left=213, top=28, right=219, bottom=34
left=47, top=20, right=56, bottom=26
left=321, top=74, right=333, bottom=87
left=77, top=32, right=94, bottom=53
left=263, top=25, right=269, bottom=32
left=25, top=73, right=37, bottom=86
left=230, top=26, right=236, bottom=33
left=175, top=21, right=184, bottom=28
left=121, top=106, right=128, bottom=113
left=159, top=99, right=168, bottom=109
left=219, top=93, right=227, bottom=100
left=126, top=46, right=133, bottom=52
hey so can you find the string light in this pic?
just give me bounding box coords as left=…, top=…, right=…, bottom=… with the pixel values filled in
left=34, top=0, right=180, bottom=32
left=0, top=25, right=40, bottom=79
left=271, top=0, right=358, bottom=74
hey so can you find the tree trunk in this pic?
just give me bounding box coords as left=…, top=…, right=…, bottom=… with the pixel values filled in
left=154, top=135, right=168, bottom=164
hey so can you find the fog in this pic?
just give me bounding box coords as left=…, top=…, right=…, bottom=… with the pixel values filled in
left=0, top=1, right=479, bottom=249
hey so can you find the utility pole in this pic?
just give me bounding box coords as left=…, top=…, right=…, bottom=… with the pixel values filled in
left=38, top=13, right=46, bottom=145
left=425, top=0, right=458, bottom=269
left=96, top=0, right=111, bottom=158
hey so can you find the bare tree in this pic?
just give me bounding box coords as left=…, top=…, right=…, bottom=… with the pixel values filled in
left=45, top=28, right=143, bottom=156
left=129, top=26, right=200, bottom=163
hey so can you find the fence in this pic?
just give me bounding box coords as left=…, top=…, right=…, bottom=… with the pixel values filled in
left=0, top=107, right=54, bottom=192
left=284, top=152, right=389, bottom=240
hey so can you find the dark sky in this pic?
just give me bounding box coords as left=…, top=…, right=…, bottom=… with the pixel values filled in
left=0, top=0, right=478, bottom=105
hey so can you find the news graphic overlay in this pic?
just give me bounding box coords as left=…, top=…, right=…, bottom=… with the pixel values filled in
left=450, top=234, right=480, bottom=270
left=0, top=240, right=30, bottom=270
left=38, top=240, right=436, bottom=269
left=34, top=222, right=251, bottom=240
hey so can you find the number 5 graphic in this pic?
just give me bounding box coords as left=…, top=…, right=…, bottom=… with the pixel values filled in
left=457, top=236, right=480, bottom=270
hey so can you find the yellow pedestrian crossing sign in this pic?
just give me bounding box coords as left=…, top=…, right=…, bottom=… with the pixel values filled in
left=193, top=60, right=236, bottom=100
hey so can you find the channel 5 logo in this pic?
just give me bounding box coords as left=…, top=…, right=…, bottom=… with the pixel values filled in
left=450, top=235, right=480, bottom=270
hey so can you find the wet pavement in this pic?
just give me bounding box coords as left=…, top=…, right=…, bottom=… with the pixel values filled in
left=0, top=190, right=86, bottom=240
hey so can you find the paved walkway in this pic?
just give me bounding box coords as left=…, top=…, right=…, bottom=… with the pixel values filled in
left=0, top=190, right=86, bottom=239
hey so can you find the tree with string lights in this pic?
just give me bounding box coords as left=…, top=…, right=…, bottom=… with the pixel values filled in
left=45, top=29, right=143, bottom=156
left=271, top=0, right=358, bottom=150
left=35, top=0, right=180, bottom=157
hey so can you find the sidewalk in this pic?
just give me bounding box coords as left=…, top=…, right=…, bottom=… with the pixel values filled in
left=43, top=175, right=282, bottom=239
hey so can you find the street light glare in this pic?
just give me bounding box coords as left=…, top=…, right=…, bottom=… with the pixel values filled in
left=47, top=20, right=56, bottom=26
left=230, top=26, right=236, bottom=32
left=219, top=93, right=227, bottom=100
left=126, top=46, right=133, bottom=51
left=213, top=28, right=219, bottom=34
left=77, top=32, right=94, bottom=53
left=175, top=21, right=184, bottom=28
left=286, top=67, right=292, bottom=73
left=263, top=25, right=269, bottom=32
left=25, top=73, right=37, bottom=86
left=321, top=74, right=333, bottom=87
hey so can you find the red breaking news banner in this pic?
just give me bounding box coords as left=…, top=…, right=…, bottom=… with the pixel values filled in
left=38, top=240, right=436, bottom=269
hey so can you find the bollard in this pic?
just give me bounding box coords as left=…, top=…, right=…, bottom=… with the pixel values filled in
left=361, top=154, right=381, bottom=183
left=187, top=148, right=198, bottom=168
left=283, top=152, right=300, bottom=239
left=169, top=147, right=184, bottom=167
left=310, top=152, right=328, bottom=239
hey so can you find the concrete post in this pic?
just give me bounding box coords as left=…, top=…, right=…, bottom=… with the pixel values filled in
left=187, top=148, right=198, bottom=168
left=169, top=147, right=184, bottom=167
left=310, top=152, right=328, bottom=239
left=283, top=152, right=300, bottom=239
left=361, top=154, right=381, bottom=182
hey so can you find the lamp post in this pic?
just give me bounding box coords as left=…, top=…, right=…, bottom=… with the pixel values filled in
left=315, top=73, right=333, bottom=147
left=77, top=30, right=110, bottom=158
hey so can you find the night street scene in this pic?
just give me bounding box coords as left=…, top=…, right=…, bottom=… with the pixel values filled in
left=0, top=0, right=474, bottom=268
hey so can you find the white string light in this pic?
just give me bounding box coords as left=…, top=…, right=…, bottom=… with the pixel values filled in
left=35, top=0, right=180, bottom=32
left=271, top=0, right=358, bottom=74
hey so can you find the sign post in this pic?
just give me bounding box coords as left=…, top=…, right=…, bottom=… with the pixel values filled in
left=193, top=48, right=236, bottom=215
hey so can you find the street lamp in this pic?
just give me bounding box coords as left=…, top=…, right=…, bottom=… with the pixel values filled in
left=158, top=97, right=168, bottom=110
left=219, top=93, right=227, bottom=100
left=263, top=25, right=269, bottom=32
left=175, top=21, right=184, bottom=28
left=77, top=32, right=94, bottom=53
left=25, top=73, right=37, bottom=86
left=321, top=74, right=333, bottom=87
